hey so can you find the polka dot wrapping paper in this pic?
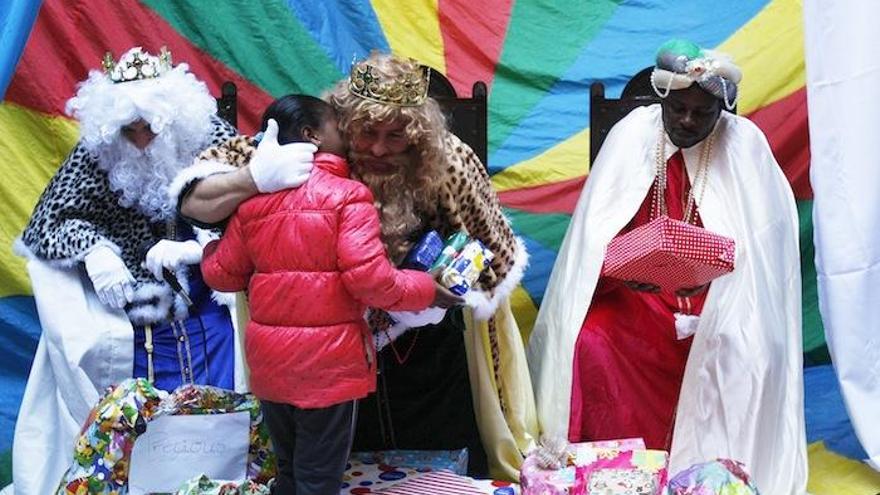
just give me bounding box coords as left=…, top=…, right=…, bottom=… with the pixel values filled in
left=602, top=216, right=736, bottom=292
left=340, top=459, right=517, bottom=494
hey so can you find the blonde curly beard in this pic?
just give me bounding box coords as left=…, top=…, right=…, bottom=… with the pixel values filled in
left=350, top=149, right=435, bottom=264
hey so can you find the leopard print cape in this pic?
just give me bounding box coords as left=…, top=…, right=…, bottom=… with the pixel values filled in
left=19, top=115, right=238, bottom=324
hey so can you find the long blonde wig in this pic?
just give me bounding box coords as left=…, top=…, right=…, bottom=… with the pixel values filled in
left=327, top=53, right=450, bottom=261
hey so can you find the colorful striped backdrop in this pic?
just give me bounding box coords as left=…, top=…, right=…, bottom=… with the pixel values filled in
left=1, top=0, right=876, bottom=491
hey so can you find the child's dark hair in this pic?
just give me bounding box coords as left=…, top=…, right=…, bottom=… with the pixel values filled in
left=260, top=94, right=335, bottom=145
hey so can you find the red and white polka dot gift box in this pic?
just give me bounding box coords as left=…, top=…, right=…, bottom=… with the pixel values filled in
left=602, top=216, right=735, bottom=292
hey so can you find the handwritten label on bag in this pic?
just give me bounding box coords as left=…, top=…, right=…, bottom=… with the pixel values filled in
left=128, top=411, right=250, bottom=494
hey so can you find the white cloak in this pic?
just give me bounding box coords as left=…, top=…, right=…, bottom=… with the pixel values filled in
left=526, top=105, right=807, bottom=493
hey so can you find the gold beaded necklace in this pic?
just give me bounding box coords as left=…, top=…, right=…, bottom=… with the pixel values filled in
left=651, top=127, right=716, bottom=225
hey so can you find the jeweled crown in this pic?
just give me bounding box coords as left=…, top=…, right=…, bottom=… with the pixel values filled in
left=348, top=59, right=430, bottom=107
left=101, top=46, right=173, bottom=84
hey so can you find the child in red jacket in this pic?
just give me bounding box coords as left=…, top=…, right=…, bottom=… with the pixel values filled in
left=201, top=95, right=458, bottom=495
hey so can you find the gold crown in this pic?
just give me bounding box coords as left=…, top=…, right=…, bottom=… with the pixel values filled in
left=101, top=46, right=173, bottom=84
left=348, top=59, right=430, bottom=107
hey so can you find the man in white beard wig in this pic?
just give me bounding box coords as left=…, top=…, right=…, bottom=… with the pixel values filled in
left=527, top=39, right=807, bottom=493
left=12, top=47, right=247, bottom=495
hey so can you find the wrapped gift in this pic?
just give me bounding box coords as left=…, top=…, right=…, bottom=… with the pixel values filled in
left=350, top=449, right=468, bottom=475
left=520, top=456, right=578, bottom=495
left=441, top=240, right=494, bottom=295
left=57, top=378, right=166, bottom=495
left=174, top=474, right=270, bottom=494
left=573, top=449, right=668, bottom=495
left=602, top=215, right=735, bottom=292
left=430, top=231, right=471, bottom=271
left=57, top=383, right=276, bottom=495
left=402, top=230, right=444, bottom=271
left=341, top=459, right=434, bottom=494
left=666, top=459, right=759, bottom=494
left=521, top=438, right=646, bottom=495
left=373, top=470, right=509, bottom=494
left=573, top=438, right=645, bottom=466
left=156, top=385, right=277, bottom=484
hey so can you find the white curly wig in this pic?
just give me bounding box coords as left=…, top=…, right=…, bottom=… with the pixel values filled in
left=65, top=60, right=217, bottom=220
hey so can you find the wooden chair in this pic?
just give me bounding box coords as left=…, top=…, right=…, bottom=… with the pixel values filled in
left=589, top=67, right=659, bottom=165
left=426, top=67, right=489, bottom=167
left=215, top=81, right=238, bottom=129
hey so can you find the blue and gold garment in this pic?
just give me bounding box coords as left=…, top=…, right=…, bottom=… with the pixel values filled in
left=132, top=222, right=236, bottom=392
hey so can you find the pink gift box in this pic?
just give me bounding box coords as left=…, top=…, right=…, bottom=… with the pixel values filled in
left=602, top=216, right=735, bottom=292
left=521, top=439, right=647, bottom=495
left=573, top=449, right=668, bottom=495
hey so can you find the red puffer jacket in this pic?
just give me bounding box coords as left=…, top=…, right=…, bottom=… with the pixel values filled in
left=201, top=153, right=435, bottom=408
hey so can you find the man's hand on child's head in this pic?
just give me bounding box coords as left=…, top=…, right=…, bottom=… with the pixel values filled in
left=248, top=118, right=316, bottom=193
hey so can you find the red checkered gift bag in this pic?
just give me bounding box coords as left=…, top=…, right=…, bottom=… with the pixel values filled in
left=601, top=215, right=735, bottom=292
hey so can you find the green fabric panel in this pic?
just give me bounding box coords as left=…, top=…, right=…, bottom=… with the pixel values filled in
left=142, top=0, right=343, bottom=97
left=0, top=449, right=10, bottom=488
left=504, top=208, right=571, bottom=251
left=488, top=0, right=619, bottom=153
left=799, top=199, right=826, bottom=356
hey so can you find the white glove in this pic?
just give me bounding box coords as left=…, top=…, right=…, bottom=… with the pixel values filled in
left=388, top=307, right=448, bottom=328
left=144, top=239, right=202, bottom=280
left=84, top=245, right=135, bottom=309
left=248, top=118, right=316, bottom=193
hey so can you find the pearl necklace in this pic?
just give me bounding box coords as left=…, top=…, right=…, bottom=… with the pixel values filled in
left=652, top=127, right=716, bottom=225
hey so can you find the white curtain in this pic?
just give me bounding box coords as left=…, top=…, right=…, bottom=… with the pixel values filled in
left=805, top=0, right=880, bottom=470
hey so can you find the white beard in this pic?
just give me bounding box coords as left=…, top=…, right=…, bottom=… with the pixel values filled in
left=95, top=132, right=199, bottom=221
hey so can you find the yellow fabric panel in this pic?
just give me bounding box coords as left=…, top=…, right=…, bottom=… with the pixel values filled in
left=0, top=102, right=79, bottom=297
left=807, top=442, right=880, bottom=494
left=464, top=299, right=539, bottom=481
left=491, top=128, right=589, bottom=192
left=510, top=285, right=538, bottom=345
left=370, top=0, right=446, bottom=74
left=716, top=0, right=805, bottom=115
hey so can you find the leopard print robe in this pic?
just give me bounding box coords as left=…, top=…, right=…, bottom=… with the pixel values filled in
left=18, top=115, right=238, bottom=324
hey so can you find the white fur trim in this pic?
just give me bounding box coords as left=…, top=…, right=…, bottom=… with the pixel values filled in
left=127, top=282, right=175, bottom=325
left=167, top=160, right=239, bottom=207
left=191, top=227, right=236, bottom=309
left=674, top=312, right=701, bottom=340
left=13, top=235, right=123, bottom=269
left=469, top=236, right=529, bottom=321
left=210, top=289, right=237, bottom=308
left=193, top=227, right=220, bottom=247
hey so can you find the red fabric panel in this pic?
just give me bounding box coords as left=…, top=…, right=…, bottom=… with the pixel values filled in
left=498, top=175, right=585, bottom=214
left=747, top=87, right=812, bottom=199
left=5, top=0, right=272, bottom=133
left=438, top=0, right=513, bottom=95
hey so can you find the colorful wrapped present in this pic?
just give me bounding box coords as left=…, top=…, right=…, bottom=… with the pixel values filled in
left=57, top=383, right=276, bottom=495
left=573, top=449, right=668, bottom=495
left=430, top=231, right=470, bottom=271
left=340, top=459, right=428, bottom=494
left=520, top=438, right=646, bottom=495
left=666, top=459, right=759, bottom=494
left=402, top=230, right=444, bottom=271
left=57, top=378, right=166, bottom=495
left=156, top=385, right=277, bottom=485
left=441, top=240, right=494, bottom=295
left=602, top=215, right=735, bottom=292
left=373, top=470, right=517, bottom=494
left=341, top=457, right=516, bottom=494
left=350, top=449, right=468, bottom=475
left=174, top=474, right=270, bottom=495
